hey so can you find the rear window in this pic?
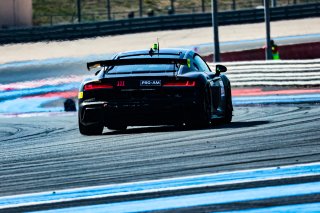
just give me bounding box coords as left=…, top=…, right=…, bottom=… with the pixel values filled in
left=107, top=54, right=181, bottom=74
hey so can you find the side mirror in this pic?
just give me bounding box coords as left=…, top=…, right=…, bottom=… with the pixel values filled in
left=215, top=64, right=227, bottom=74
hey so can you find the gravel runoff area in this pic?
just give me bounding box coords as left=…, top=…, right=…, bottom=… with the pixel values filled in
left=0, top=18, right=319, bottom=64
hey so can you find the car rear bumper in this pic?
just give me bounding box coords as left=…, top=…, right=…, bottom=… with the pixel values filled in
left=79, top=99, right=198, bottom=126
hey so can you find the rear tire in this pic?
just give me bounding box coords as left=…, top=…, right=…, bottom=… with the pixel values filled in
left=79, top=120, right=104, bottom=135
left=189, top=87, right=211, bottom=128
left=223, top=96, right=233, bottom=123
left=222, top=78, right=233, bottom=124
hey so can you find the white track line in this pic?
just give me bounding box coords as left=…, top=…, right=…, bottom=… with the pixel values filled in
left=33, top=182, right=320, bottom=213
left=1, top=162, right=320, bottom=210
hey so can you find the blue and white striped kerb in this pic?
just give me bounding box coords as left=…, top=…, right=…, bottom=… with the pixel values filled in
left=0, top=162, right=320, bottom=212
left=36, top=182, right=320, bottom=213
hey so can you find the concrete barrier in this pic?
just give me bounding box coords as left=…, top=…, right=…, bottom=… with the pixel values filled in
left=203, top=42, right=320, bottom=62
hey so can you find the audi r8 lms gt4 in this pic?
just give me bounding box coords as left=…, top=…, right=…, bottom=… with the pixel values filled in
left=78, top=48, right=233, bottom=135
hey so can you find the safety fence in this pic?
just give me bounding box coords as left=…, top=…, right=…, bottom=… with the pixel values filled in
left=32, top=0, right=318, bottom=25
left=0, top=3, right=319, bottom=44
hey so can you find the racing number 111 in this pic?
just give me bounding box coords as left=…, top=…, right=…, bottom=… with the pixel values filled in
left=117, top=81, right=125, bottom=87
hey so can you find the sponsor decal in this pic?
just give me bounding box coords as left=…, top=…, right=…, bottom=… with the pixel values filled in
left=140, top=80, right=161, bottom=86
left=78, top=92, right=83, bottom=99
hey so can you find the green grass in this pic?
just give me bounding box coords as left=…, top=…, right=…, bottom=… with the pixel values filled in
left=32, top=0, right=317, bottom=25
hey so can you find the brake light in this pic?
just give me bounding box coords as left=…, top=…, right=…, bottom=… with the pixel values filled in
left=84, top=83, right=113, bottom=91
left=163, top=81, right=196, bottom=87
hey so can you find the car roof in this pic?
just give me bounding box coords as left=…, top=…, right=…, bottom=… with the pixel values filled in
left=116, top=48, right=192, bottom=58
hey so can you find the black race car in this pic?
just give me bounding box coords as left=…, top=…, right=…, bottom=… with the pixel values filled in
left=78, top=48, right=233, bottom=135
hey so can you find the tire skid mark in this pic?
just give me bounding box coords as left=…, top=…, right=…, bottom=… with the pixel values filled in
left=1, top=130, right=320, bottom=184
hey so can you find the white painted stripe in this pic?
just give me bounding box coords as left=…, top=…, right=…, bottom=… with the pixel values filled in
left=208, top=61, right=320, bottom=87
left=232, top=81, right=320, bottom=86
left=219, top=202, right=320, bottom=213
left=1, top=162, right=320, bottom=210
left=233, top=94, right=320, bottom=105
left=229, top=76, right=320, bottom=81
left=225, top=69, right=320, bottom=73
left=31, top=182, right=320, bottom=213
left=226, top=66, right=320, bottom=71
left=227, top=72, right=320, bottom=77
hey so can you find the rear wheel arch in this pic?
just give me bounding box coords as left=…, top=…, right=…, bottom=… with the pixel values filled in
left=220, top=74, right=233, bottom=123
left=79, top=119, right=104, bottom=135
left=187, top=83, right=211, bottom=128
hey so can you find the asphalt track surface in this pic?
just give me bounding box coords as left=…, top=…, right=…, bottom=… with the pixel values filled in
left=0, top=27, right=319, bottom=211
left=1, top=103, right=320, bottom=211
left=1, top=61, right=320, bottom=212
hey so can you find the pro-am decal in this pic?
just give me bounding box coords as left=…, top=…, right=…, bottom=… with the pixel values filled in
left=140, top=80, right=161, bottom=86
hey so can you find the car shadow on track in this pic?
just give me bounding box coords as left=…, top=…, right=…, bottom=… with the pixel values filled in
left=212, top=121, right=270, bottom=129
left=102, top=121, right=269, bottom=135
left=103, top=126, right=187, bottom=135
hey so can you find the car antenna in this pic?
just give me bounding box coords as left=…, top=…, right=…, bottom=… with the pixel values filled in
left=157, top=38, right=160, bottom=56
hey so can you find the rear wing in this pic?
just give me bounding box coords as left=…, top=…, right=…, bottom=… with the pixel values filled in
left=87, top=58, right=189, bottom=71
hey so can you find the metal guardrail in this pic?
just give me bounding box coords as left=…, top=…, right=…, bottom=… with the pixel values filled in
left=0, top=3, right=319, bottom=44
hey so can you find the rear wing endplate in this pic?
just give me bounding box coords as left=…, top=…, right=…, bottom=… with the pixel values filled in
left=87, top=58, right=189, bottom=71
